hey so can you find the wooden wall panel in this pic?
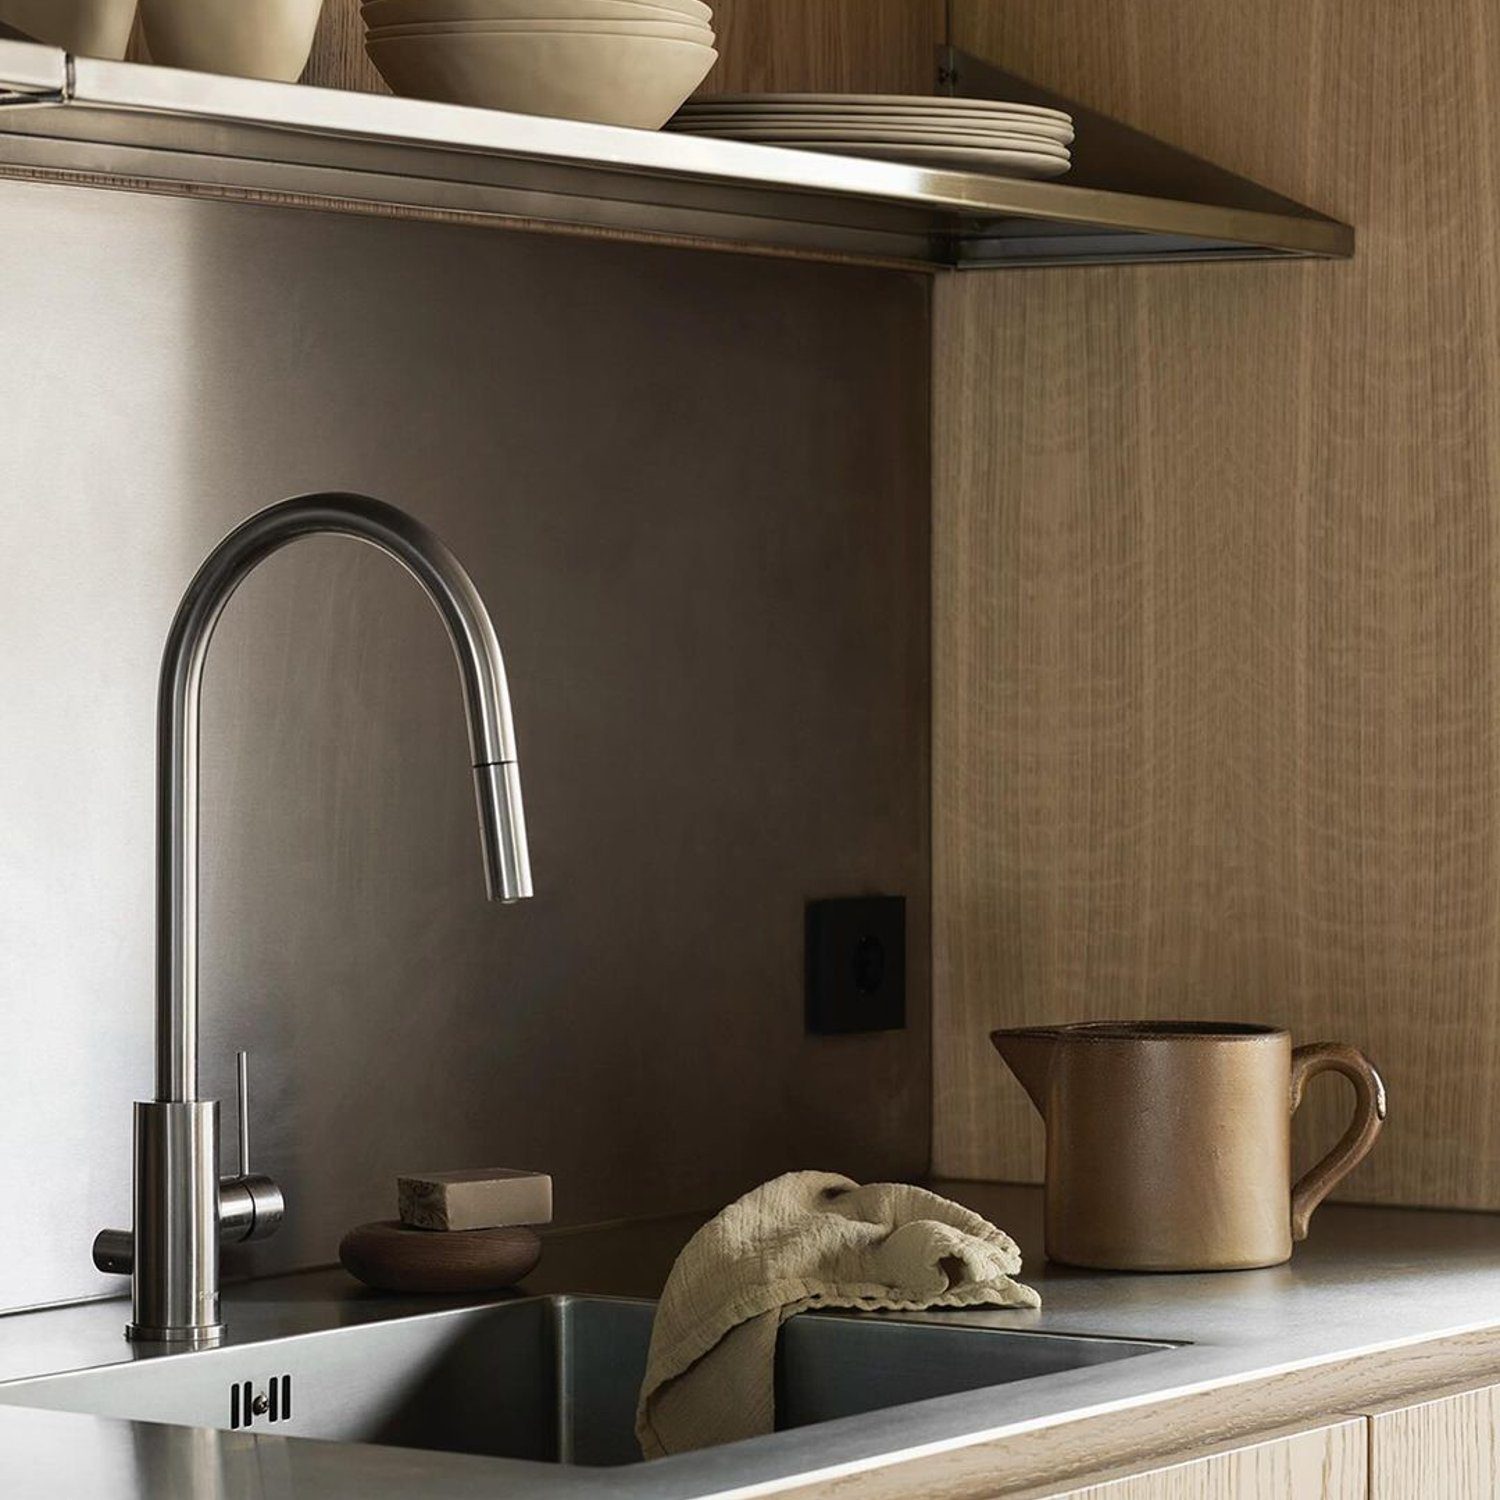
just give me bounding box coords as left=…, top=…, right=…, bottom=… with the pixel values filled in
left=933, top=0, right=1500, bottom=1207
left=306, top=0, right=388, bottom=93
left=703, top=0, right=945, bottom=95
left=303, top=0, right=945, bottom=97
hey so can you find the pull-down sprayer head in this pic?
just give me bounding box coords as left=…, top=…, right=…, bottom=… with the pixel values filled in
left=473, top=759, right=531, bottom=903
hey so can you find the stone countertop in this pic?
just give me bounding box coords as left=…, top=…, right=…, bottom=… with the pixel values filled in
left=2, top=1183, right=1500, bottom=1497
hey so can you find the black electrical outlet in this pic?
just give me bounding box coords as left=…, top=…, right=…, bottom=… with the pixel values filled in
left=805, top=895, right=906, bottom=1035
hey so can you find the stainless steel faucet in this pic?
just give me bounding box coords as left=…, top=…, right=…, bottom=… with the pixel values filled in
left=93, top=494, right=533, bottom=1344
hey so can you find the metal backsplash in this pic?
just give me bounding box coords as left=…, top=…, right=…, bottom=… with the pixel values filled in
left=0, top=181, right=931, bottom=1313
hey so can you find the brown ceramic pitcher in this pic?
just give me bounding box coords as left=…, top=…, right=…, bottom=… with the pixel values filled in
left=991, top=1022, right=1387, bottom=1272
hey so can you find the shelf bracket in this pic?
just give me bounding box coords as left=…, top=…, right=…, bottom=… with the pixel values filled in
left=936, top=46, right=1351, bottom=266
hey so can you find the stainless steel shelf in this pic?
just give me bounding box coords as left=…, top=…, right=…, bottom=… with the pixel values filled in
left=0, top=40, right=1353, bottom=270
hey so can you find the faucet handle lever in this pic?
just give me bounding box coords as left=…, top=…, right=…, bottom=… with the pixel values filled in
left=236, top=1049, right=251, bottom=1180
left=220, top=1048, right=285, bottom=1246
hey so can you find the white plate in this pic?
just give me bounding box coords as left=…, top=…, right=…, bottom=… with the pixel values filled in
left=685, top=92, right=1071, bottom=123
left=756, top=140, right=1071, bottom=178
left=670, top=124, right=1071, bottom=156
left=672, top=110, right=1074, bottom=144
left=677, top=99, right=1064, bottom=118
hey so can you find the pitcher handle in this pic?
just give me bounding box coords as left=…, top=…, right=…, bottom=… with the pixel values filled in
left=1288, top=1043, right=1388, bottom=1241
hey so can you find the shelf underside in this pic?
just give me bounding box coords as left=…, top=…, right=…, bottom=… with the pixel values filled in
left=0, top=42, right=1353, bottom=271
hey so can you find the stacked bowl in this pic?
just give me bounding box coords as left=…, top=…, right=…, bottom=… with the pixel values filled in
left=363, top=0, right=718, bottom=128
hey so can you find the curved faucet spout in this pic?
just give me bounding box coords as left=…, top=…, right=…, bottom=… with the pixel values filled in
left=156, top=493, right=532, bottom=1104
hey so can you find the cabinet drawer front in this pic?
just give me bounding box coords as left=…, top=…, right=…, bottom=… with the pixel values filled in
left=1370, top=1382, right=1500, bottom=1500
left=1030, top=1418, right=1367, bottom=1500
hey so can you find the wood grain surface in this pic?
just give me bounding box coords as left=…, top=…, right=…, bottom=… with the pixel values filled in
left=932, top=0, right=1500, bottom=1209
left=702, top=0, right=944, bottom=96
left=1014, top=1420, right=1367, bottom=1500
left=306, top=0, right=389, bottom=93
left=1368, top=1380, right=1500, bottom=1500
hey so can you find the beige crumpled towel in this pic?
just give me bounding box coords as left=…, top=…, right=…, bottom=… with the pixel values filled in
left=635, top=1171, right=1040, bottom=1459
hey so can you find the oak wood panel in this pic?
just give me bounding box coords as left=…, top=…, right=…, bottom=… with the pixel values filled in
left=768, top=1325, right=1500, bottom=1500
left=303, top=0, right=945, bottom=96
left=1369, top=1380, right=1500, bottom=1500
left=933, top=0, right=1500, bottom=1207
left=306, top=0, right=388, bottom=93
left=1015, top=1419, right=1367, bottom=1500
left=123, top=11, right=148, bottom=62
left=703, top=0, right=945, bottom=96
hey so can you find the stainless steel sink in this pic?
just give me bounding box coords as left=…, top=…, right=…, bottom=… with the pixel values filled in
left=0, top=1296, right=1172, bottom=1468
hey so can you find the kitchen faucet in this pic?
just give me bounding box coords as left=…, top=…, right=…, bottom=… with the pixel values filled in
left=92, top=493, right=533, bottom=1344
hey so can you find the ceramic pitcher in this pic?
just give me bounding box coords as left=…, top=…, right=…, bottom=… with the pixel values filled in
left=991, top=1021, right=1387, bottom=1272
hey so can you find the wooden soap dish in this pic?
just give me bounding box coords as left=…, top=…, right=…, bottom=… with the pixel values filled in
left=339, top=1220, right=542, bottom=1294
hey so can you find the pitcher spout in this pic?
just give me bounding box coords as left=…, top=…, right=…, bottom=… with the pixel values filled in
left=990, top=1027, right=1060, bottom=1117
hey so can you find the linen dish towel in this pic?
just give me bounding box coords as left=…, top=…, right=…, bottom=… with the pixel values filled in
left=635, top=1170, right=1040, bottom=1459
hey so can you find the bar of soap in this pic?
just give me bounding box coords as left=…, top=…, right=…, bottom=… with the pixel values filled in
left=398, top=1168, right=553, bottom=1232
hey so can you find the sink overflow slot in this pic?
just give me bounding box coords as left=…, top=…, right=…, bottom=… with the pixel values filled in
left=230, top=1375, right=292, bottom=1429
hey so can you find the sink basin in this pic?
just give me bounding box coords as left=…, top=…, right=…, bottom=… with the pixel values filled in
left=0, top=1296, right=1172, bottom=1467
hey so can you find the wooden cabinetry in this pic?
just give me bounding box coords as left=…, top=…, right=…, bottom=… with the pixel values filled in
left=1008, top=1382, right=1500, bottom=1500
left=1367, top=1381, right=1500, bottom=1500
left=767, top=1374, right=1500, bottom=1497
left=1015, top=1421, right=1366, bottom=1500
left=932, top=0, right=1500, bottom=1219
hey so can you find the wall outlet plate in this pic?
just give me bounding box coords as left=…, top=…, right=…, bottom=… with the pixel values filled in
left=805, top=895, right=906, bottom=1035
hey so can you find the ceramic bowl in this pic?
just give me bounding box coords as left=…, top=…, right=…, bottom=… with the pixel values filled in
left=368, top=18, right=713, bottom=45
left=365, top=31, right=717, bottom=127
left=0, top=0, right=139, bottom=58
left=140, top=0, right=325, bottom=81
left=362, top=0, right=711, bottom=26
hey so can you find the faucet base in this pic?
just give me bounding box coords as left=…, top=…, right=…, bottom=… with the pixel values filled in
left=127, top=1322, right=225, bottom=1346
left=130, top=1101, right=223, bottom=1341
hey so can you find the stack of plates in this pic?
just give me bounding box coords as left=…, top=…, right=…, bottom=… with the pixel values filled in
left=668, top=93, right=1074, bottom=178
left=363, top=0, right=719, bottom=129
